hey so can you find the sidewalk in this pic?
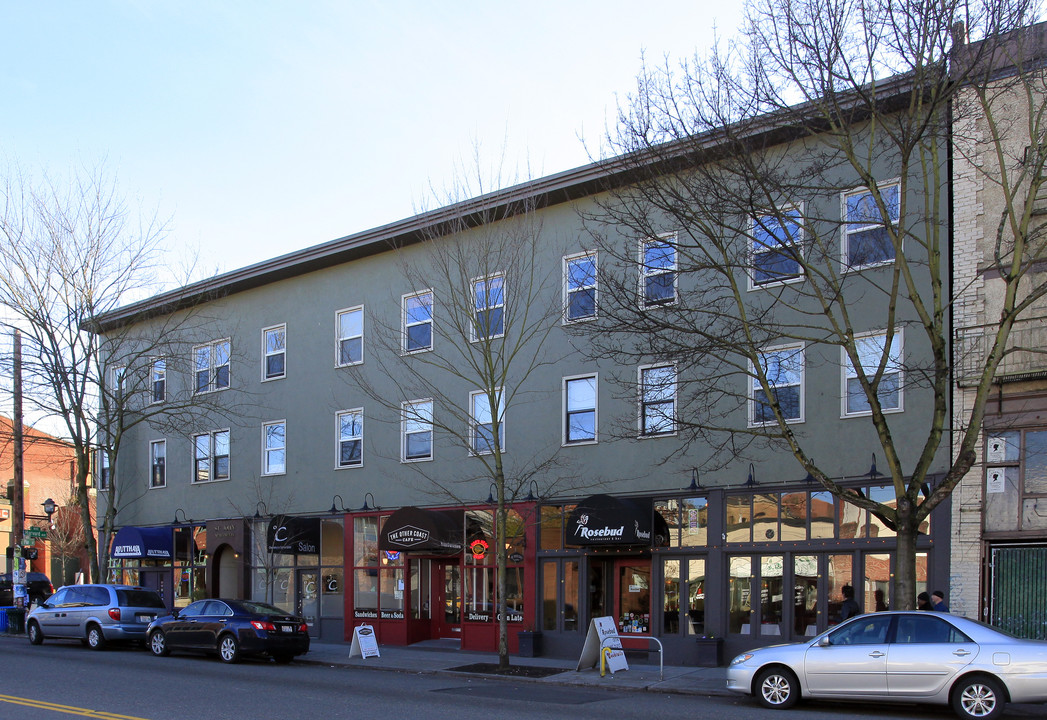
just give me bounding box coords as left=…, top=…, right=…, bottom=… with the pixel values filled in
left=299, top=639, right=731, bottom=696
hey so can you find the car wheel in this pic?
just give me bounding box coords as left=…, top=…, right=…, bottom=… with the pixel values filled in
left=952, top=675, right=1005, bottom=720
left=218, top=634, right=240, bottom=664
left=27, top=621, right=43, bottom=646
left=272, top=653, right=294, bottom=664
left=86, top=624, right=107, bottom=651
left=755, top=666, right=800, bottom=709
left=149, top=630, right=170, bottom=657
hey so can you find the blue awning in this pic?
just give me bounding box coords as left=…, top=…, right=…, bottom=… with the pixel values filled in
left=111, top=526, right=173, bottom=560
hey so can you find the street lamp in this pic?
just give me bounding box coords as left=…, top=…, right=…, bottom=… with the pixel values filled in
left=42, top=498, right=57, bottom=529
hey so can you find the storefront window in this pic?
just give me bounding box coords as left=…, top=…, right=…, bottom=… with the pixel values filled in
left=655, top=500, right=680, bottom=547
left=868, top=485, right=896, bottom=538
left=729, top=556, right=752, bottom=633
left=354, top=569, right=378, bottom=616
left=753, top=494, right=780, bottom=542
left=780, top=492, right=807, bottom=540
left=726, top=496, right=752, bottom=543
left=793, top=555, right=817, bottom=636
left=353, top=517, right=378, bottom=566
left=686, top=559, right=706, bottom=635
left=320, top=519, right=344, bottom=616
left=663, top=559, right=680, bottom=632
left=618, top=564, right=650, bottom=634
left=839, top=492, right=868, bottom=539
left=542, top=560, right=557, bottom=631
left=681, top=497, right=708, bottom=546
left=760, top=555, right=784, bottom=635
left=173, top=525, right=208, bottom=607
left=864, top=552, right=891, bottom=611
left=540, top=505, right=567, bottom=549
left=379, top=565, right=405, bottom=618
left=464, top=564, right=494, bottom=621
left=811, top=491, right=836, bottom=539
left=827, top=553, right=854, bottom=624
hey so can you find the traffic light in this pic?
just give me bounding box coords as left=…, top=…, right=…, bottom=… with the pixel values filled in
left=21, top=547, right=38, bottom=560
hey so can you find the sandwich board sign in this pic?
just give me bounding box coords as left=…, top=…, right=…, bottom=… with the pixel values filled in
left=349, top=623, right=381, bottom=659
left=576, top=616, right=628, bottom=674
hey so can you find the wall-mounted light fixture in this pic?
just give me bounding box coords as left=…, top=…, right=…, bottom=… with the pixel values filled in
left=688, top=468, right=701, bottom=492
left=745, top=462, right=757, bottom=487
left=173, top=508, right=189, bottom=525
left=359, top=492, right=377, bottom=512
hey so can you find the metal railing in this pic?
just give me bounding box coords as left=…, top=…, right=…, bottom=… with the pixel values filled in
left=600, top=634, right=664, bottom=681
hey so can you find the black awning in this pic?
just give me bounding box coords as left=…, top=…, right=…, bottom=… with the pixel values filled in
left=267, top=516, right=321, bottom=555
left=565, top=494, right=670, bottom=548
left=379, top=507, right=463, bottom=554
left=111, top=526, right=173, bottom=559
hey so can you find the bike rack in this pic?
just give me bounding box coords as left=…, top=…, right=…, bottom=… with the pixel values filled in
left=600, top=634, right=663, bottom=681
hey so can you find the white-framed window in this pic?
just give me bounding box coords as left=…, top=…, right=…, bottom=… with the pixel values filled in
left=150, top=439, right=166, bottom=489
left=194, top=339, right=230, bottom=393
left=262, top=421, right=286, bottom=475
left=150, top=358, right=166, bottom=403
left=641, top=235, right=677, bottom=307
left=842, top=330, right=904, bottom=417
left=336, top=409, right=363, bottom=468
left=842, top=181, right=900, bottom=269
left=750, top=344, right=805, bottom=426
left=750, top=207, right=804, bottom=287
left=564, top=252, right=597, bottom=322
left=96, top=449, right=110, bottom=491
left=336, top=306, right=363, bottom=366
left=639, top=364, right=677, bottom=436
left=403, top=290, right=433, bottom=353
left=472, top=273, right=505, bottom=340
left=193, top=429, right=230, bottom=483
left=563, top=374, right=597, bottom=444
left=470, top=389, right=504, bottom=455
left=262, top=324, right=286, bottom=380
left=402, top=399, right=433, bottom=462
left=110, top=366, right=126, bottom=400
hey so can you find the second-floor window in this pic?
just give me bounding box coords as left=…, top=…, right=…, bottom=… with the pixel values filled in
left=843, top=182, right=900, bottom=269
left=843, top=330, right=903, bottom=416
left=751, top=344, right=805, bottom=425
left=402, top=399, right=433, bottom=462
left=641, top=236, right=677, bottom=307
left=150, top=439, right=166, bottom=488
left=751, top=208, right=803, bottom=286
left=564, top=374, right=597, bottom=444
left=337, top=306, right=363, bottom=366
left=195, top=340, right=230, bottom=393
left=640, top=364, right=676, bottom=436
left=193, top=429, right=230, bottom=483
left=151, top=358, right=166, bottom=403
left=403, top=291, right=433, bottom=353
left=337, top=409, right=363, bottom=468
left=472, top=274, right=505, bottom=340
left=470, top=389, right=504, bottom=455
left=263, top=421, right=286, bottom=475
left=111, top=366, right=126, bottom=401
left=96, top=449, right=110, bottom=491
left=263, top=325, right=286, bottom=380
left=564, top=252, right=597, bottom=322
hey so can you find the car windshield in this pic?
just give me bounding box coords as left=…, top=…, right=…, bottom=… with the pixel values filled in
left=116, top=589, right=166, bottom=608
left=238, top=601, right=291, bottom=616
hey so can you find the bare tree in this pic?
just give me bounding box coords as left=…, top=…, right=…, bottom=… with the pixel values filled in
left=578, top=0, right=1047, bottom=608
left=0, top=163, right=231, bottom=582
left=345, top=159, right=572, bottom=668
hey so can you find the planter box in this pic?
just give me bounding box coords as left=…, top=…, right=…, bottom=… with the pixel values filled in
left=517, top=630, right=543, bottom=658
left=694, top=637, right=723, bottom=667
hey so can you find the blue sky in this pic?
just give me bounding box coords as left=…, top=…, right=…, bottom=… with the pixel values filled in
left=1, top=1, right=744, bottom=277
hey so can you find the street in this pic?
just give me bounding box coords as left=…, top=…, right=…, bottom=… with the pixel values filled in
left=0, top=636, right=1042, bottom=720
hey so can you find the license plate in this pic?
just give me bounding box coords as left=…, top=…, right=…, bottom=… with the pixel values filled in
left=281, top=625, right=292, bottom=632
left=137, top=614, right=155, bottom=623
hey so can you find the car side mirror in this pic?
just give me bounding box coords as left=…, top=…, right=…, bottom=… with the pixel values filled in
left=818, top=635, right=831, bottom=647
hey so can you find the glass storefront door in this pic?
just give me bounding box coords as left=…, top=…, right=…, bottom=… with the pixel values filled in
left=616, top=560, right=652, bottom=634
left=297, top=569, right=319, bottom=637
left=432, top=562, right=461, bottom=638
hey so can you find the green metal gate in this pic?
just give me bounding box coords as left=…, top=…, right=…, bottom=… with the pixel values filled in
left=990, top=545, right=1047, bottom=639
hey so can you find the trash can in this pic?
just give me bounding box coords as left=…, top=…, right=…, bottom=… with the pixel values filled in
left=5, top=607, right=26, bottom=635
left=0, top=607, right=13, bottom=633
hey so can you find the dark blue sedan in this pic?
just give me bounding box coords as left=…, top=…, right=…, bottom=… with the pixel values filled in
left=147, top=598, right=310, bottom=664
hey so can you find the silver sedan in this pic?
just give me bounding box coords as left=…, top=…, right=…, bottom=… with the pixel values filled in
left=726, top=611, right=1047, bottom=720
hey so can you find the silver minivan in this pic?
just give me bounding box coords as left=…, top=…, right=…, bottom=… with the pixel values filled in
left=26, top=584, right=166, bottom=649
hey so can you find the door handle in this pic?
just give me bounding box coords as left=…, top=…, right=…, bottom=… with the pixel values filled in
left=868, top=651, right=885, bottom=658
left=953, top=649, right=971, bottom=656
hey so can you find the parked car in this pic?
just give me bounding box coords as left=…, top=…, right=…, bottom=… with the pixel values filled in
left=25, top=584, right=166, bottom=649
left=727, top=611, right=1047, bottom=720
left=0, top=572, right=54, bottom=607
left=147, top=598, right=310, bottom=664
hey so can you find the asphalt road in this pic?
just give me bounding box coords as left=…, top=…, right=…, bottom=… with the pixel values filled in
left=1, top=636, right=1042, bottom=720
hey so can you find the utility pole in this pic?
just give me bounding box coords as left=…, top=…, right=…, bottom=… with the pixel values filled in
left=12, top=329, right=27, bottom=608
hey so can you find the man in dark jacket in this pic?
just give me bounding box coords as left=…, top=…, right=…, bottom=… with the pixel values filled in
left=840, top=584, right=861, bottom=620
